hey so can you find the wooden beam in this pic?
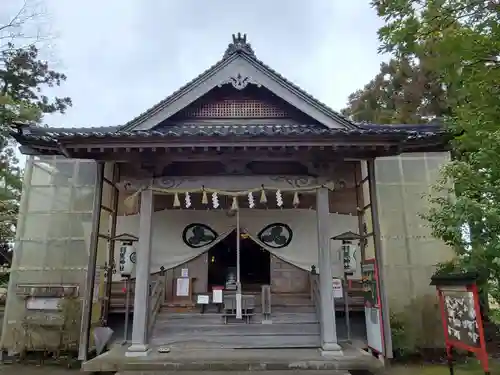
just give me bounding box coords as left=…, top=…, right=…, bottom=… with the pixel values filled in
left=64, top=138, right=403, bottom=150
left=26, top=139, right=449, bottom=159
left=67, top=147, right=401, bottom=162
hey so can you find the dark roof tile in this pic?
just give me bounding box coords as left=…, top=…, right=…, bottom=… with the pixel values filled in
left=13, top=123, right=447, bottom=143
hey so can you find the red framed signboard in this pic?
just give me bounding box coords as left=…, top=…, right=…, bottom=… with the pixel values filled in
left=431, top=272, right=490, bottom=375
left=362, top=258, right=386, bottom=356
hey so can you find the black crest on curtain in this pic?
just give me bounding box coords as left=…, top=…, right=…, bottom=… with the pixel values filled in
left=182, top=223, right=218, bottom=248
left=258, top=223, right=293, bottom=248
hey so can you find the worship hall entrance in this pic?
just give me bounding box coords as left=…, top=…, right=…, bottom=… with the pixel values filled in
left=207, top=230, right=270, bottom=292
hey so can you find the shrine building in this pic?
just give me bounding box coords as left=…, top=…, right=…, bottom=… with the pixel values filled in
left=1, top=34, right=453, bottom=370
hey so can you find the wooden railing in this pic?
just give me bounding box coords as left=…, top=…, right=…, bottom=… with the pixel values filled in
left=309, top=272, right=321, bottom=321
left=309, top=273, right=365, bottom=313
left=148, top=276, right=165, bottom=338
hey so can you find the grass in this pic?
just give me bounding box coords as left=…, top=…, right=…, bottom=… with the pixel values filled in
left=388, top=361, right=498, bottom=374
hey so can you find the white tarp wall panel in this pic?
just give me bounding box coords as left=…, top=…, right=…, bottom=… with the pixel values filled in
left=374, top=152, right=454, bottom=309
left=2, top=157, right=97, bottom=350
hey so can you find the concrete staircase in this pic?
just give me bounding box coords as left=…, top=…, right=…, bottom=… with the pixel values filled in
left=150, top=292, right=321, bottom=349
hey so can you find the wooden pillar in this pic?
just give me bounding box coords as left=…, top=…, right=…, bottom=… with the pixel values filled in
left=127, top=188, right=153, bottom=356
left=316, top=187, right=342, bottom=354
left=103, top=163, right=119, bottom=323
left=78, top=161, right=104, bottom=361
left=235, top=208, right=242, bottom=319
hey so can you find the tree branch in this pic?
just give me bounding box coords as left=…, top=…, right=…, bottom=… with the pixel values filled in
left=0, top=0, right=50, bottom=53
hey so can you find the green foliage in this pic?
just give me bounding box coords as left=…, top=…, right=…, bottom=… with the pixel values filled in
left=0, top=43, right=72, bottom=115
left=390, top=295, right=444, bottom=357
left=371, top=0, right=500, bottom=304
left=390, top=311, right=413, bottom=357
left=342, top=0, right=459, bottom=124
left=0, top=93, right=40, bottom=125
left=342, top=56, right=450, bottom=123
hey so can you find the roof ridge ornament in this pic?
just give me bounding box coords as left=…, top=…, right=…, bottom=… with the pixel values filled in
left=223, top=33, right=256, bottom=58
left=218, top=73, right=261, bottom=90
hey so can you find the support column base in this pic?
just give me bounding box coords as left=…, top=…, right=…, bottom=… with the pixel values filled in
left=320, top=342, right=343, bottom=357
left=125, top=344, right=151, bottom=357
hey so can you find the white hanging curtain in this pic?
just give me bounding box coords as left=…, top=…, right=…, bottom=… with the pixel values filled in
left=112, top=208, right=359, bottom=277
left=239, top=209, right=359, bottom=272
left=114, top=210, right=235, bottom=275
left=239, top=209, right=319, bottom=271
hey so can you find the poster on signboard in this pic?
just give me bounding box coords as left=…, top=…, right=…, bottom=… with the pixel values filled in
left=176, top=277, right=190, bottom=297
left=361, top=262, right=378, bottom=307
left=442, top=290, right=480, bottom=347
left=212, top=287, right=223, bottom=303
left=430, top=272, right=490, bottom=374
left=332, top=278, right=343, bottom=299
left=362, top=259, right=384, bottom=355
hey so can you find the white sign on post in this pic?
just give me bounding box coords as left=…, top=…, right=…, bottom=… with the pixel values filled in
left=197, top=295, right=209, bottom=304
left=176, top=277, right=190, bottom=297
left=212, top=288, right=223, bottom=303
left=332, top=278, right=344, bottom=299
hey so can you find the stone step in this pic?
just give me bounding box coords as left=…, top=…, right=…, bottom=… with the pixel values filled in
left=83, top=345, right=382, bottom=374
left=270, top=294, right=314, bottom=305
left=155, top=313, right=225, bottom=325
left=150, top=333, right=321, bottom=348
left=155, top=312, right=318, bottom=325
left=152, top=322, right=320, bottom=337
left=272, top=305, right=316, bottom=313
left=109, top=304, right=318, bottom=314
left=150, top=305, right=322, bottom=350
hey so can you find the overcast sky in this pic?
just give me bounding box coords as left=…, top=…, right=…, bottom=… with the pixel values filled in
left=5, top=0, right=387, bottom=129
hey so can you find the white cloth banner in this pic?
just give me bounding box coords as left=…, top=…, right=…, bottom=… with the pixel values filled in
left=115, top=210, right=235, bottom=278
left=114, top=209, right=358, bottom=277
left=239, top=209, right=358, bottom=271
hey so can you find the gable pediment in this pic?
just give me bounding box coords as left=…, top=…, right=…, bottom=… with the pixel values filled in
left=122, top=34, right=355, bottom=131
left=155, top=84, right=322, bottom=126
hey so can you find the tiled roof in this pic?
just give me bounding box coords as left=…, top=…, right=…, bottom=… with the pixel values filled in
left=25, top=125, right=119, bottom=135
left=14, top=123, right=447, bottom=143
